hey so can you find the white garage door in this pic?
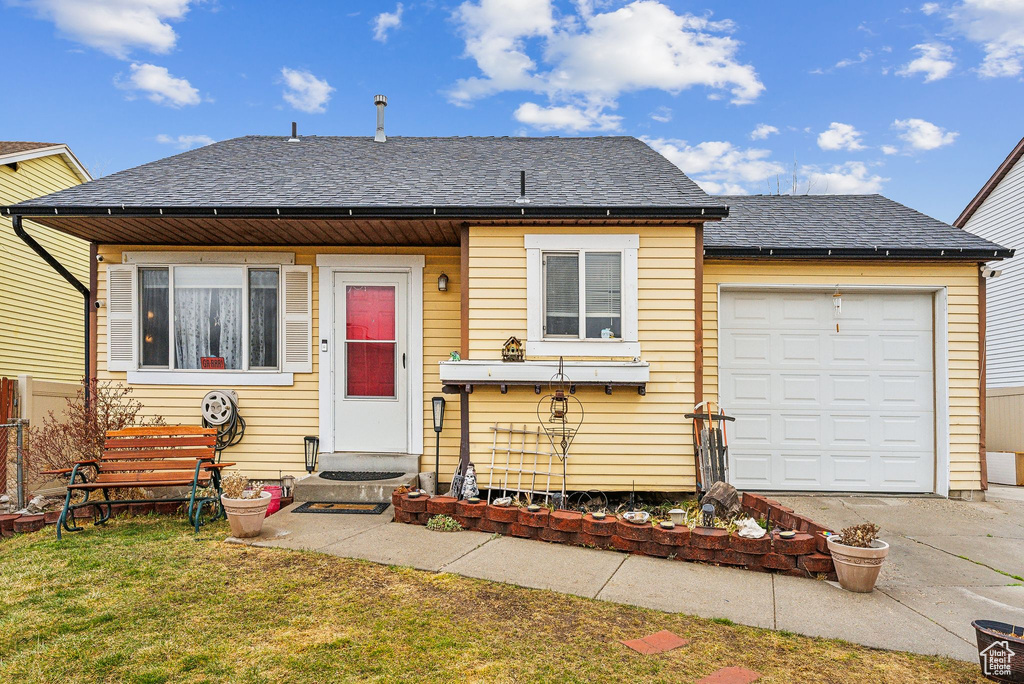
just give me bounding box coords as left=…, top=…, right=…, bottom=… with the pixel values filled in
left=719, top=290, right=935, bottom=492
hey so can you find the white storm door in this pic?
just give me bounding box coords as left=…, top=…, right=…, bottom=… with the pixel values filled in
left=720, top=290, right=935, bottom=493
left=334, top=272, right=409, bottom=453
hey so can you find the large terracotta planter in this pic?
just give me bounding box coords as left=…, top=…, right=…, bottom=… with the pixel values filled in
left=222, top=492, right=271, bottom=538
left=827, top=536, right=889, bottom=593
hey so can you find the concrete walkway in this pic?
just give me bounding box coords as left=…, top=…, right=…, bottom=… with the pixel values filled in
left=230, top=486, right=1024, bottom=662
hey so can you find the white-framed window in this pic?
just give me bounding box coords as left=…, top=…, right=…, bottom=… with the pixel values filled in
left=106, top=254, right=311, bottom=385
left=138, top=265, right=280, bottom=371
left=525, top=235, right=639, bottom=357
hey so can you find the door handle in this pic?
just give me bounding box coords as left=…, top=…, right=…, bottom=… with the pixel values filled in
left=402, top=352, right=406, bottom=369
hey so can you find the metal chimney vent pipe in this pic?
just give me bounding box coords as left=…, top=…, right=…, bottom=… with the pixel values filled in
left=288, top=121, right=299, bottom=143
left=374, top=95, right=388, bottom=142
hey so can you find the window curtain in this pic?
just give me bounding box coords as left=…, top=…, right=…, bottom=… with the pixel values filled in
left=174, top=267, right=243, bottom=369
left=248, top=269, right=279, bottom=368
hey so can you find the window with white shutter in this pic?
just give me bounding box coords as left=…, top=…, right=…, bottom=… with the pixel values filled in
left=107, top=254, right=306, bottom=383
left=281, top=265, right=313, bottom=373
left=106, top=265, right=137, bottom=371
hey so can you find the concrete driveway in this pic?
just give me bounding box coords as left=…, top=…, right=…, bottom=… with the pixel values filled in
left=232, top=485, right=1024, bottom=662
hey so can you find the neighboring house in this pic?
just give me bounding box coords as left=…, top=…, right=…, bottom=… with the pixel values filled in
left=2, top=112, right=1008, bottom=499
left=0, top=142, right=92, bottom=382
left=955, top=136, right=1024, bottom=454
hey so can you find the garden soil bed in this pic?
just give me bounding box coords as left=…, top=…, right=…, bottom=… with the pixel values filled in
left=393, top=491, right=837, bottom=579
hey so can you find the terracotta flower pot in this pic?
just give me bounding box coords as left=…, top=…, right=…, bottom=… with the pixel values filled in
left=222, top=492, right=272, bottom=538
left=827, top=536, right=889, bottom=593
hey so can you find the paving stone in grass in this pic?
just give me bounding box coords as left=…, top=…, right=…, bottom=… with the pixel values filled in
left=620, top=629, right=689, bottom=654
left=696, top=666, right=761, bottom=683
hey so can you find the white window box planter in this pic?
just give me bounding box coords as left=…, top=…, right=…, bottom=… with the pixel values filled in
left=438, top=359, right=649, bottom=395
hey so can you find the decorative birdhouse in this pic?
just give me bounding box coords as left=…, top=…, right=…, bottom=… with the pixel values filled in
left=502, top=336, right=524, bottom=362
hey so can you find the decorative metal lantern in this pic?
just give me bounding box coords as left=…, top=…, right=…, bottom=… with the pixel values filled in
left=281, top=474, right=296, bottom=497
left=437, top=272, right=449, bottom=292
left=431, top=396, right=446, bottom=493
left=701, top=503, right=715, bottom=528
left=537, top=357, right=584, bottom=502
left=303, top=436, right=320, bottom=474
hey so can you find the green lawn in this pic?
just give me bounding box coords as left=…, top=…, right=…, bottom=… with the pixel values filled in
left=0, top=516, right=985, bottom=683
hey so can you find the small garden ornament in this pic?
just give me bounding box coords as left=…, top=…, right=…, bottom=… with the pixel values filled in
left=221, top=473, right=271, bottom=538
left=827, top=523, right=889, bottom=593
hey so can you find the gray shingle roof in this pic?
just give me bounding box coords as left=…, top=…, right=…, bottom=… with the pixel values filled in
left=15, top=135, right=720, bottom=210
left=707, top=194, right=1011, bottom=257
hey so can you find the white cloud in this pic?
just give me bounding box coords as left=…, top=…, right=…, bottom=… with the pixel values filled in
left=949, top=0, right=1024, bottom=77
left=897, top=42, right=955, bottom=81
left=646, top=137, right=785, bottom=194
left=513, top=102, right=622, bottom=131
left=802, top=161, right=887, bottom=194
left=280, top=67, right=334, bottom=113
left=817, top=122, right=866, bottom=151
left=372, top=3, right=403, bottom=42
left=893, top=117, right=958, bottom=150
left=650, top=106, right=672, bottom=123
left=921, top=2, right=941, bottom=15
left=750, top=123, right=779, bottom=140
left=449, top=0, right=763, bottom=131
left=836, top=49, right=872, bottom=68
left=881, top=144, right=900, bottom=155
left=156, top=134, right=214, bottom=149
left=20, top=0, right=194, bottom=59
left=117, top=63, right=199, bottom=107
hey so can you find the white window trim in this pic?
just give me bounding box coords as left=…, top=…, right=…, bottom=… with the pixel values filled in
left=123, top=251, right=295, bottom=265
left=316, top=254, right=425, bottom=456
left=123, top=256, right=296, bottom=385
left=525, top=234, right=639, bottom=358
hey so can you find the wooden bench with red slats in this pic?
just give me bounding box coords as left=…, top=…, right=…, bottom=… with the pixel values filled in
left=44, top=426, right=234, bottom=539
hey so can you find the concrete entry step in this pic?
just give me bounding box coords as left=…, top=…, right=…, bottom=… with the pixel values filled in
left=319, top=451, right=419, bottom=474
left=293, top=472, right=417, bottom=503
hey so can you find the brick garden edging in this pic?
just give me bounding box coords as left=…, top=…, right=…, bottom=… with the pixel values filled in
left=393, top=491, right=837, bottom=579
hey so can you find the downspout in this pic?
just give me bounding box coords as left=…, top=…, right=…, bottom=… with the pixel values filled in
left=12, top=214, right=92, bottom=406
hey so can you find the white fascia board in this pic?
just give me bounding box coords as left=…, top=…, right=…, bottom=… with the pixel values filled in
left=0, top=144, right=92, bottom=183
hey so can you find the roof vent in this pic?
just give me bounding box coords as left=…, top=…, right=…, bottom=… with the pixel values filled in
left=374, top=94, right=388, bottom=143
left=288, top=122, right=299, bottom=143
left=515, top=170, right=530, bottom=204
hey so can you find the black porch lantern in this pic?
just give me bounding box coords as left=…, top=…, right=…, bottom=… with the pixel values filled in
left=432, top=396, right=446, bottom=492
left=437, top=272, right=449, bottom=292
left=304, top=436, right=320, bottom=474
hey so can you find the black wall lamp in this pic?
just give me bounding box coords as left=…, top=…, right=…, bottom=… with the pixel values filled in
left=437, top=272, right=449, bottom=292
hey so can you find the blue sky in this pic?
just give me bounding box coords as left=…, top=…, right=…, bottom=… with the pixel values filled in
left=3, top=0, right=1023, bottom=222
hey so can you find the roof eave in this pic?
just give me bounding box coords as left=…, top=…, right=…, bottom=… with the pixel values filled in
left=3, top=203, right=730, bottom=221
left=0, top=144, right=92, bottom=183
left=704, top=246, right=1014, bottom=260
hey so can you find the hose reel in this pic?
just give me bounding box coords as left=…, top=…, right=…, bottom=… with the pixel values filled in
left=201, top=390, right=245, bottom=454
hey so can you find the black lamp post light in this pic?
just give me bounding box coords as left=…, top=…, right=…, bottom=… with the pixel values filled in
left=432, top=396, right=446, bottom=494
left=304, top=436, right=320, bottom=475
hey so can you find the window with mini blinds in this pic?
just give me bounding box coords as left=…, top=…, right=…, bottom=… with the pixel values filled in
left=524, top=234, right=639, bottom=357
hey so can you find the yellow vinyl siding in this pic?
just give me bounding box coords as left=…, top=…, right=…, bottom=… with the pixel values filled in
left=703, top=260, right=983, bottom=492
left=96, top=245, right=461, bottom=480
left=0, top=154, right=89, bottom=382
left=467, top=225, right=698, bottom=492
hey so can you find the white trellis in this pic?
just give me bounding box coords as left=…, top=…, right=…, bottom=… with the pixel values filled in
left=480, top=423, right=564, bottom=504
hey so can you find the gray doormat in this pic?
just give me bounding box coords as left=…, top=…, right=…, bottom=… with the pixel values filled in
left=319, top=471, right=404, bottom=481
left=293, top=501, right=390, bottom=515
